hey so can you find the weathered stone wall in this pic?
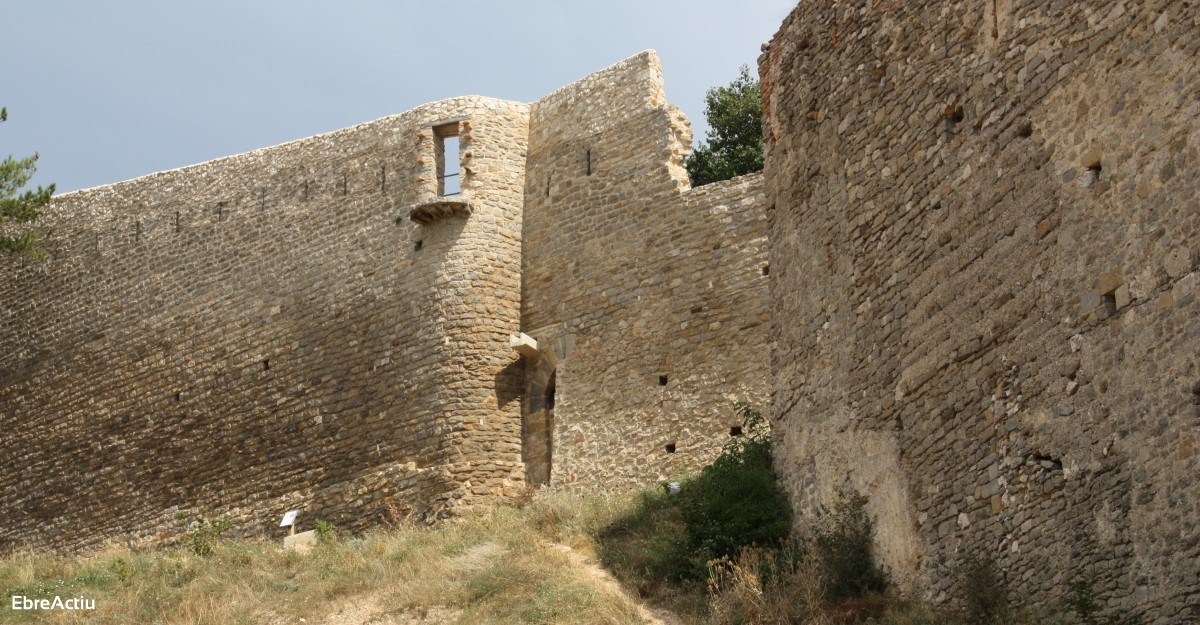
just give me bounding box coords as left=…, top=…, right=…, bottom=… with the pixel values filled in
left=0, top=97, right=530, bottom=552
left=0, top=51, right=771, bottom=553
left=521, top=52, right=771, bottom=488
left=762, top=1, right=1200, bottom=620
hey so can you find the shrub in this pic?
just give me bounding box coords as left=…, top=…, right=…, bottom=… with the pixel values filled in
left=313, top=519, right=336, bottom=544
left=809, top=490, right=888, bottom=601
left=595, top=401, right=792, bottom=621
left=706, top=489, right=890, bottom=622
left=181, top=509, right=233, bottom=557
left=600, top=404, right=791, bottom=582
left=676, top=402, right=792, bottom=577
left=643, top=403, right=792, bottom=583
left=1065, top=576, right=1141, bottom=625
left=960, top=553, right=1010, bottom=625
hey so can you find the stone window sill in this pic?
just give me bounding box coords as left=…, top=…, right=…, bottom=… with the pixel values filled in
left=406, top=197, right=472, bottom=225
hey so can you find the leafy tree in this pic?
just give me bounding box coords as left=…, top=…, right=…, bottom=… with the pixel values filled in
left=685, top=65, right=763, bottom=187
left=1, top=106, right=55, bottom=257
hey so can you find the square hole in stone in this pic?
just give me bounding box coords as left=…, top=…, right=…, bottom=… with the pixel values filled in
left=664, top=442, right=676, bottom=454
left=1102, top=293, right=1117, bottom=317
left=730, top=426, right=743, bottom=437
left=659, top=375, right=669, bottom=386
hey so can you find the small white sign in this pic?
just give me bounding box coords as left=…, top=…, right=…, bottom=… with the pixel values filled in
left=279, top=510, right=299, bottom=528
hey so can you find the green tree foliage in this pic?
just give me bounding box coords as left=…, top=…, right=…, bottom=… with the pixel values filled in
left=1, top=106, right=55, bottom=257
left=685, top=65, right=764, bottom=187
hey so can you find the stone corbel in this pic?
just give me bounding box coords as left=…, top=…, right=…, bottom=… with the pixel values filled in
left=508, top=333, right=539, bottom=359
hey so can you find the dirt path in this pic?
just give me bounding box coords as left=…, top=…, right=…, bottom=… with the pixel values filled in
left=543, top=542, right=687, bottom=625
left=263, top=542, right=683, bottom=625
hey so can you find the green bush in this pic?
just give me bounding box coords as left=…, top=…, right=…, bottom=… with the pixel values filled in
left=314, top=519, right=336, bottom=543
left=810, top=490, right=888, bottom=601
left=675, top=402, right=792, bottom=578
left=596, top=403, right=791, bottom=583
left=181, top=509, right=233, bottom=557
left=596, top=486, right=708, bottom=619
left=707, top=490, right=891, bottom=624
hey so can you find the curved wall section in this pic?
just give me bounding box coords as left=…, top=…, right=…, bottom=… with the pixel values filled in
left=0, top=97, right=528, bottom=552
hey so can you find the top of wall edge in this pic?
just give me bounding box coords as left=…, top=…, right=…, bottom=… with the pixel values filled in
left=52, top=49, right=670, bottom=201
left=55, top=95, right=528, bottom=199
left=530, top=49, right=664, bottom=108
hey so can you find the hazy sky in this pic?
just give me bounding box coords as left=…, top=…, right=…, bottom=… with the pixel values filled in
left=2, top=1, right=796, bottom=193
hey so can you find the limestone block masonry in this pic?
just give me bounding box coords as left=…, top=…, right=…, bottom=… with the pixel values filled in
left=0, top=51, right=770, bottom=554
left=0, top=97, right=531, bottom=553
left=762, top=1, right=1199, bottom=621
left=521, top=53, right=770, bottom=489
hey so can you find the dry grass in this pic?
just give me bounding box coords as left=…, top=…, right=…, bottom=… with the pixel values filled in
left=0, top=489, right=1087, bottom=625
left=0, top=491, right=648, bottom=625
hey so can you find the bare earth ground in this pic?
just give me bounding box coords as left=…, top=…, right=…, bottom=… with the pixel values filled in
left=261, top=542, right=683, bottom=625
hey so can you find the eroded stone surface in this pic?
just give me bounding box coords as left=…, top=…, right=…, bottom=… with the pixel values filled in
left=762, top=1, right=1200, bottom=620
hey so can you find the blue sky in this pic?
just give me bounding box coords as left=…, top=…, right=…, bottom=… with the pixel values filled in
left=2, top=1, right=795, bottom=193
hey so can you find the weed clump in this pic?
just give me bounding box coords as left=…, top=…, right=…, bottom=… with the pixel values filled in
left=313, top=519, right=336, bottom=544
left=705, top=490, right=890, bottom=625
left=180, top=509, right=233, bottom=557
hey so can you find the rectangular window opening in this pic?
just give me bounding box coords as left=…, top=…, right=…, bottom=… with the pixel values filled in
left=435, top=123, right=461, bottom=197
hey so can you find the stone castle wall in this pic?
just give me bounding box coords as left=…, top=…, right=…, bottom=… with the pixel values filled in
left=762, top=0, right=1199, bottom=620
left=0, top=97, right=530, bottom=552
left=0, top=51, right=771, bottom=552
left=520, top=52, right=770, bottom=488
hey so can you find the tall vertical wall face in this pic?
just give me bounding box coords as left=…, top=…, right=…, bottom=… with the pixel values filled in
left=0, top=98, right=529, bottom=552
left=762, top=0, right=1200, bottom=619
left=520, top=52, right=770, bottom=488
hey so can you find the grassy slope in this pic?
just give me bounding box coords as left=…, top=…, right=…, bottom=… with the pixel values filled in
left=0, top=489, right=1094, bottom=625
left=0, top=492, right=659, bottom=625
